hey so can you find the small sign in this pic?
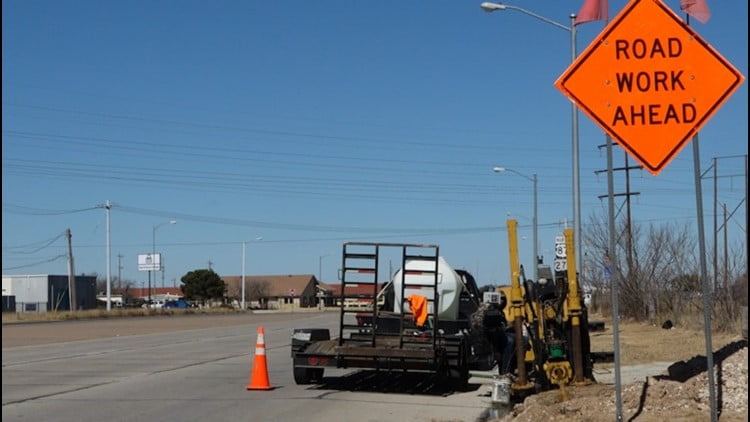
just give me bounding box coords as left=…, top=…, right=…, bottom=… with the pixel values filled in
left=138, top=253, right=161, bottom=271
left=554, top=259, right=568, bottom=273
left=554, top=235, right=567, bottom=273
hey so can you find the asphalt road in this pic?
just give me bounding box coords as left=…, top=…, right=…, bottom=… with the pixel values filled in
left=2, top=311, right=498, bottom=422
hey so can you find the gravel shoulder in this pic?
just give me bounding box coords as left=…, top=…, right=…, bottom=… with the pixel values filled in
left=497, top=315, right=748, bottom=421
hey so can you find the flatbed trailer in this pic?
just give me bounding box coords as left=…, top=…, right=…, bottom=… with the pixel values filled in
left=291, top=242, right=485, bottom=388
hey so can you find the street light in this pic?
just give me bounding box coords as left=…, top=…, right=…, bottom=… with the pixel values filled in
left=319, top=254, right=331, bottom=282
left=151, top=220, right=176, bottom=304
left=482, top=2, right=582, bottom=281
left=242, top=236, right=263, bottom=310
left=493, top=166, right=538, bottom=283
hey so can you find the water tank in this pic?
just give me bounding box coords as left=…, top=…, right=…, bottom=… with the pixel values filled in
left=393, top=256, right=465, bottom=321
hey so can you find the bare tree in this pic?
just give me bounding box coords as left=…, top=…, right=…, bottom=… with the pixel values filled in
left=585, top=209, right=749, bottom=332
left=246, top=280, right=271, bottom=303
left=585, top=213, right=697, bottom=321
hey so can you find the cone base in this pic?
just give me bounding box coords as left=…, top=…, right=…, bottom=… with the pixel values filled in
left=246, top=385, right=274, bottom=390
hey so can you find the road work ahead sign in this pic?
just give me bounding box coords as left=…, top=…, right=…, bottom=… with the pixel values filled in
left=555, top=0, right=744, bottom=175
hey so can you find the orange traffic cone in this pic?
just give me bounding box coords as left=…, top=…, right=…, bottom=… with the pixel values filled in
left=246, top=326, right=274, bottom=390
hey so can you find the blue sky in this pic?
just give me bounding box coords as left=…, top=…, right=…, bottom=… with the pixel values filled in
left=2, top=1, right=747, bottom=289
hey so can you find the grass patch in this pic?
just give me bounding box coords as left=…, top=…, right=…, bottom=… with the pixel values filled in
left=1, top=307, right=244, bottom=323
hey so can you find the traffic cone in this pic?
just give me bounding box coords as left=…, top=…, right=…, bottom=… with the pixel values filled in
left=246, top=326, right=274, bottom=390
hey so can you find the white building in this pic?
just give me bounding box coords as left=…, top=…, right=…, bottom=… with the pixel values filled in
left=2, top=275, right=49, bottom=313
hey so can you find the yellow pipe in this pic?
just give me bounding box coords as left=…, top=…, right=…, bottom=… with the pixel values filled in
left=564, top=228, right=582, bottom=316
left=506, top=219, right=532, bottom=390
left=564, top=228, right=585, bottom=383
left=507, top=220, right=523, bottom=309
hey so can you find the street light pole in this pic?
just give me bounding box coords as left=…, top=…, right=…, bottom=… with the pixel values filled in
left=493, top=166, right=538, bottom=283
left=482, top=2, right=581, bottom=281
left=242, top=241, right=246, bottom=310
left=569, top=14, right=582, bottom=282
left=242, top=237, right=262, bottom=311
left=105, top=200, right=112, bottom=311
left=319, top=254, right=330, bottom=282
left=152, top=220, right=176, bottom=304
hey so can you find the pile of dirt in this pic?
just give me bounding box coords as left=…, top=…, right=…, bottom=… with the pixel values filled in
left=497, top=343, right=747, bottom=421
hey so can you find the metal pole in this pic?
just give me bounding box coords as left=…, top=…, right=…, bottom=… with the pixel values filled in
left=242, top=241, right=246, bottom=310
left=723, top=203, right=728, bottom=290
left=117, top=254, right=123, bottom=290
left=692, top=135, right=718, bottom=422
left=151, top=225, right=155, bottom=305
left=67, top=228, right=76, bottom=312
left=532, top=173, right=538, bottom=282
left=713, top=157, right=718, bottom=291
left=570, top=14, right=582, bottom=287
left=606, top=135, right=623, bottom=421
left=106, top=200, right=112, bottom=311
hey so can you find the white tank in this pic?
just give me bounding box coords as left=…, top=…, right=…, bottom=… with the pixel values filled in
left=393, top=256, right=465, bottom=321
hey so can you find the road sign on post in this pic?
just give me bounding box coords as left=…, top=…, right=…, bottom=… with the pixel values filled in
left=554, top=235, right=567, bottom=273
left=555, top=0, right=744, bottom=175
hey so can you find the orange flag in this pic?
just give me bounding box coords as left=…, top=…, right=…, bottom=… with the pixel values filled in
left=407, top=294, right=428, bottom=327
left=575, top=0, right=608, bottom=25
left=680, top=0, right=711, bottom=24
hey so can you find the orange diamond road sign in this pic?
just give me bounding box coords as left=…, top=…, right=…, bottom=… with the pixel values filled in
left=555, top=0, right=745, bottom=175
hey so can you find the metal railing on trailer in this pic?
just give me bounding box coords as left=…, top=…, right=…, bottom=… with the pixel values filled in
left=338, top=242, right=440, bottom=352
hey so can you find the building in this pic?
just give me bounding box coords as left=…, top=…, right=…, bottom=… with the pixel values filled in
left=319, top=282, right=385, bottom=308
left=222, top=274, right=320, bottom=309
left=1, top=274, right=97, bottom=312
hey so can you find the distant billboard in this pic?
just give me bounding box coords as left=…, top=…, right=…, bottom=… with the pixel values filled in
left=138, top=253, right=162, bottom=271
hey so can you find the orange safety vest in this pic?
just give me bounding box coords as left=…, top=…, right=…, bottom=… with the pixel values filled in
left=406, top=294, right=428, bottom=327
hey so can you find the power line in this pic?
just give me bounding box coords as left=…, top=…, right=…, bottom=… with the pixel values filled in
left=2, top=102, right=522, bottom=154
left=2, top=254, right=67, bottom=271
left=2, top=231, right=66, bottom=254
left=2, top=203, right=98, bottom=215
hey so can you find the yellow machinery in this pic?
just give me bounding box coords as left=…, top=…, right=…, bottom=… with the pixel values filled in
left=500, top=219, right=594, bottom=398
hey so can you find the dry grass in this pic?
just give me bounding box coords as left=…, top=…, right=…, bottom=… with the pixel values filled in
left=588, top=311, right=743, bottom=366
left=1, top=307, right=243, bottom=323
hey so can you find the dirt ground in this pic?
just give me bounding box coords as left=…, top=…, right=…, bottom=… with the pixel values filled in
left=496, top=315, right=748, bottom=421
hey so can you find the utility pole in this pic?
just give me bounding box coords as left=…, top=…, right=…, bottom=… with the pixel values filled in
left=595, top=146, right=642, bottom=273
left=105, top=200, right=112, bottom=311
left=162, top=258, right=165, bottom=288
left=118, top=254, right=124, bottom=290
left=714, top=158, right=718, bottom=291
left=723, top=203, right=728, bottom=290
left=66, top=228, right=76, bottom=312
left=702, top=154, right=748, bottom=292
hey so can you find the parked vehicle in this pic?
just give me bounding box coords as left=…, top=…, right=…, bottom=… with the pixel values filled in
left=292, top=227, right=604, bottom=401
left=142, top=300, right=164, bottom=309
left=291, top=242, right=506, bottom=390
left=164, top=299, right=189, bottom=309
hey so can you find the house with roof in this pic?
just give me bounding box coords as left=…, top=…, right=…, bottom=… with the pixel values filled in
left=222, top=274, right=321, bottom=309
left=319, top=282, right=385, bottom=308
